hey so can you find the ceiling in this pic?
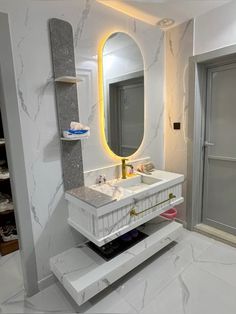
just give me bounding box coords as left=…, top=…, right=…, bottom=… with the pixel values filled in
left=97, top=0, right=232, bottom=27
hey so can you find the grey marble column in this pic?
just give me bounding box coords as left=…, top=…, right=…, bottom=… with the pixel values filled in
left=49, top=18, right=84, bottom=190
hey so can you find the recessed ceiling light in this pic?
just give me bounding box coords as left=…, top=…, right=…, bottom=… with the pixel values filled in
left=157, top=18, right=175, bottom=28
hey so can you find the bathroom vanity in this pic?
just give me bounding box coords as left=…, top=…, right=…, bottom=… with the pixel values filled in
left=50, top=169, right=184, bottom=306
left=66, top=170, right=183, bottom=246
left=49, top=21, right=184, bottom=306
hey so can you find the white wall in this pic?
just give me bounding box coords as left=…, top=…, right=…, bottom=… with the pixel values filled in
left=194, top=1, right=236, bottom=55
left=0, top=0, right=164, bottom=288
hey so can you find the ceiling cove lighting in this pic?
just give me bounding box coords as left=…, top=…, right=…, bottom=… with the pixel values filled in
left=97, top=0, right=158, bottom=26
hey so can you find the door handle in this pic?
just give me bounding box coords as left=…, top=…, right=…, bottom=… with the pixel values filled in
left=204, top=141, right=215, bottom=147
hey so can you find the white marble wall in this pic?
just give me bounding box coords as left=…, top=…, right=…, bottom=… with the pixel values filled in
left=165, top=20, right=194, bottom=222
left=0, top=0, right=164, bottom=286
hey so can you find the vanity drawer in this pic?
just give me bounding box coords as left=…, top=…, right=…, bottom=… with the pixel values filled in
left=68, top=183, right=183, bottom=247
left=97, top=183, right=182, bottom=237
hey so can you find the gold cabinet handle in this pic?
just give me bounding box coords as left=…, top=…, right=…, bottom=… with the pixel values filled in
left=130, top=193, right=176, bottom=217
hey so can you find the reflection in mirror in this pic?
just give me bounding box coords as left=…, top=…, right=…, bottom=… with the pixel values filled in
left=102, top=32, right=144, bottom=157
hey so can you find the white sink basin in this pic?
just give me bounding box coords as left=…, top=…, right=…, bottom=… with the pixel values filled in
left=90, top=174, right=162, bottom=199
left=115, top=175, right=162, bottom=192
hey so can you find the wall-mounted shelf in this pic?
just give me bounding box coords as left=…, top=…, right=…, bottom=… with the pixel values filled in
left=61, top=130, right=90, bottom=141
left=55, top=76, right=83, bottom=83
left=0, top=108, right=18, bottom=256
left=0, top=209, right=14, bottom=216
left=61, top=135, right=89, bottom=141
left=0, top=171, right=10, bottom=180
left=0, top=239, right=19, bottom=256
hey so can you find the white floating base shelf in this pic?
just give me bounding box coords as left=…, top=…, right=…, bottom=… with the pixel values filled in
left=55, top=76, right=83, bottom=83
left=50, top=218, right=182, bottom=306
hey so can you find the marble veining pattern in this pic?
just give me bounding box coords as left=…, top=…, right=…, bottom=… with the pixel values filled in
left=165, top=20, right=194, bottom=223
left=2, top=231, right=236, bottom=313
left=51, top=218, right=182, bottom=305
left=145, top=32, right=164, bottom=72
left=67, top=170, right=184, bottom=247
left=1, top=0, right=164, bottom=288
left=67, top=186, right=115, bottom=208
left=74, top=0, right=91, bottom=48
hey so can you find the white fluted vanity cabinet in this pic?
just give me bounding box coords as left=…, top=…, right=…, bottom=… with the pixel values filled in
left=66, top=170, right=184, bottom=246
left=50, top=170, right=184, bottom=306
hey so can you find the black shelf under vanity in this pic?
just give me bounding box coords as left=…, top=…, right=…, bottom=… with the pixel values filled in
left=87, top=229, right=148, bottom=262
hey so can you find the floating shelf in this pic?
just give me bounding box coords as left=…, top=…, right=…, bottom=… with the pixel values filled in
left=60, top=136, right=89, bottom=141
left=54, top=76, right=83, bottom=83
left=61, top=130, right=90, bottom=141
left=50, top=218, right=182, bottom=306
left=0, top=209, right=14, bottom=216
left=0, top=239, right=19, bottom=256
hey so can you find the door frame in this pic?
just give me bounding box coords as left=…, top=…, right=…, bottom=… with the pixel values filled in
left=202, top=63, right=236, bottom=234
left=187, top=44, right=236, bottom=230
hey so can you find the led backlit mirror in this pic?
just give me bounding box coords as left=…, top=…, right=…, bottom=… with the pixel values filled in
left=102, top=32, right=144, bottom=157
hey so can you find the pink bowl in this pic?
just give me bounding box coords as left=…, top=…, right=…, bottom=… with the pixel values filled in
left=160, top=208, right=177, bottom=220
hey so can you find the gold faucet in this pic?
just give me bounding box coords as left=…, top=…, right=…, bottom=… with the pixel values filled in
left=121, top=158, right=134, bottom=179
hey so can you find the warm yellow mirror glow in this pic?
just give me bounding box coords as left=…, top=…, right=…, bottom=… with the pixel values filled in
left=98, top=31, right=145, bottom=159
left=97, top=0, right=158, bottom=26
left=98, top=31, right=122, bottom=160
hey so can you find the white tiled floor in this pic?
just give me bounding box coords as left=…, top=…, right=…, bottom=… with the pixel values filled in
left=1, top=229, right=236, bottom=313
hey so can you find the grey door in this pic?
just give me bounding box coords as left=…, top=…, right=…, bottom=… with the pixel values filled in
left=119, top=82, right=144, bottom=156
left=203, top=63, right=236, bottom=235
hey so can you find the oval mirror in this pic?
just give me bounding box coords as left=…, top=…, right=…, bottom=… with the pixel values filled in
left=101, top=32, right=144, bottom=157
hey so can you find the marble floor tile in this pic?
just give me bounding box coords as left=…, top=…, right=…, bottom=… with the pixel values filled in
left=84, top=287, right=137, bottom=314
left=107, top=230, right=214, bottom=312
left=173, top=228, right=215, bottom=257
left=0, top=251, right=24, bottom=304
left=140, top=263, right=236, bottom=314
left=111, top=242, right=192, bottom=312
left=195, top=240, right=236, bottom=288
left=1, top=230, right=236, bottom=314
left=1, top=282, right=79, bottom=313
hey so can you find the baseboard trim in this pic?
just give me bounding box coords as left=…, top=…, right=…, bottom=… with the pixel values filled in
left=175, top=218, right=187, bottom=228
left=195, top=223, right=236, bottom=248
left=38, top=273, right=57, bottom=291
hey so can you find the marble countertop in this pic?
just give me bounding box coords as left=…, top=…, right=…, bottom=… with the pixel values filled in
left=65, top=170, right=184, bottom=217
left=66, top=186, right=116, bottom=208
